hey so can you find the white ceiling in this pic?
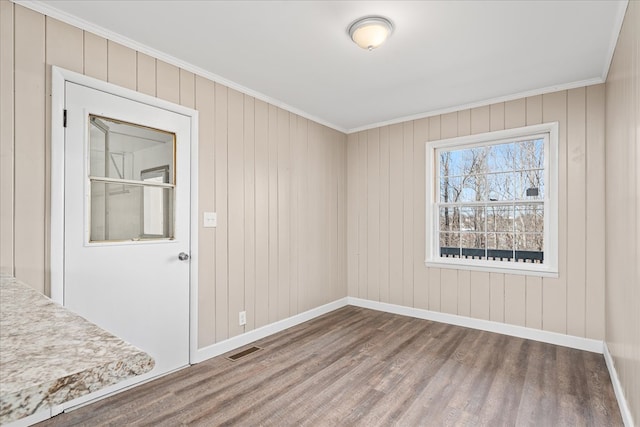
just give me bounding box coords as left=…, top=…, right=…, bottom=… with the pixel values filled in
left=30, top=1, right=627, bottom=133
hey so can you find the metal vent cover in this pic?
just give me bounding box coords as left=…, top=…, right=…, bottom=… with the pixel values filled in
left=226, top=346, right=263, bottom=361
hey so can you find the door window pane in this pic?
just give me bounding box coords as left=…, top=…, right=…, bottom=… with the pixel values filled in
left=88, top=115, right=175, bottom=242
left=90, top=182, right=174, bottom=242
left=89, top=115, right=174, bottom=183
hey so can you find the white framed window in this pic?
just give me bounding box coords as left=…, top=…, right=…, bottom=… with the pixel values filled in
left=425, top=122, right=559, bottom=277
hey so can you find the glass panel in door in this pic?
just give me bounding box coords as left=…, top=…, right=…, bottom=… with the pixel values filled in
left=88, top=115, right=175, bottom=242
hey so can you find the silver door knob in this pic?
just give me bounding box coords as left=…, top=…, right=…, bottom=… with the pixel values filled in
left=178, top=252, right=190, bottom=261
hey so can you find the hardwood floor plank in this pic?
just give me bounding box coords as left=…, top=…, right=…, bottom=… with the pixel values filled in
left=38, top=307, right=623, bottom=427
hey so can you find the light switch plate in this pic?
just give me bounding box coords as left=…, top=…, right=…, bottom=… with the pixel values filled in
left=203, top=212, right=217, bottom=228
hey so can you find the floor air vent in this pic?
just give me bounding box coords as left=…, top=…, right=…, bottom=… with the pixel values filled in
left=226, top=346, right=263, bottom=361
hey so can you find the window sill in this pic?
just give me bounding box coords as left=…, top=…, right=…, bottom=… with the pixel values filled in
left=424, top=258, right=559, bottom=278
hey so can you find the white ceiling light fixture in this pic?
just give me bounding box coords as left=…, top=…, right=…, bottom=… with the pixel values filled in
left=348, top=16, right=393, bottom=51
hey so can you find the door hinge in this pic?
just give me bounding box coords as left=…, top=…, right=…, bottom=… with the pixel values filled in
left=63, top=109, right=67, bottom=128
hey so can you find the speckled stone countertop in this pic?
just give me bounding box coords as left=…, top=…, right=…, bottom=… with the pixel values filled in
left=0, top=275, right=154, bottom=424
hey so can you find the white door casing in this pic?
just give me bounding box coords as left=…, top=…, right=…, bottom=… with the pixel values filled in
left=50, top=67, right=199, bottom=407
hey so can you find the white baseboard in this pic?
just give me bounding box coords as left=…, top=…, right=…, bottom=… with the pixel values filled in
left=14, top=296, right=626, bottom=427
left=193, top=298, right=349, bottom=363
left=347, top=297, right=604, bottom=354
left=604, top=342, right=636, bottom=427
left=194, top=296, right=605, bottom=366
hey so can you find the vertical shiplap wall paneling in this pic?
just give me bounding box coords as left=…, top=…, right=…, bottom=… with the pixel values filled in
left=440, top=270, right=458, bottom=315
left=83, top=32, right=107, bottom=81
left=317, top=124, right=329, bottom=306
left=195, top=76, right=216, bottom=347
left=317, top=126, right=327, bottom=307
left=489, top=273, right=505, bottom=322
left=315, top=122, right=329, bottom=307
left=309, top=124, right=321, bottom=307
left=505, top=99, right=526, bottom=129
left=346, top=132, right=359, bottom=296
left=426, top=116, right=441, bottom=312
left=14, top=5, right=45, bottom=292
left=332, top=129, right=341, bottom=302
left=330, top=129, right=341, bottom=302
left=542, top=91, right=568, bottom=334
left=214, top=83, right=229, bottom=341
left=367, top=128, right=380, bottom=302
left=567, top=87, right=587, bottom=338
left=457, top=109, right=471, bottom=136
left=136, top=53, right=156, bottom=96
left=338, top=128, right=348, bottom=301
left=243, top=95, right=256, bottom=331
left=277, top=108, right=290, bottom=319
left=329, top=128, right=340, bottom=302
left=107, top=41, right=136, bottom=90
left=388, top=125, right=403, bottom=305
left=305, top=121, right=319, bottom=310
left=489, top=103, right=505, bottom=130
left=413, top=118, right=428, bottom=310
left=179, top=69, right=195, bottom=109
left=358, top=131, right=369, bottom=300
left=457, top=270, right=471, bottom=317
left=45, top=17, right=83, bottom=297
left=297, top=118, right=310, bottom=312
left=227, top=88, right=244, bottom=338
left=346, top=133, right=359, bottom=298
left=267, top=105, right=278, bottom=322
left=288, top=114, right=298, bottom=316
left=525, top=274, right=543, bottom=330
left=504, top=99, right=527, bottom=327
left=440, top=112, right=458, bottom=315
left=6, top=5, right=349, bottom=351
left=585, top=85, right=605, bottom=340
left=0, top=0, right=14, bottom=276
left=378, top=126, right=391, bottom=304
left=344, top=94, right=603, bottom=339
left=254, top=100, right=269, bottom=328
left=306, top=123, right=317, bottom=309
left=329, top=128, right=338, bottom=302
left=332, top=128, right=341, bottom=301
left=156, top=61, right=180, bottom=104
left=402, top=122, right=414, bottom=307
left=605, top=2, right=640, bottom=421
left=504, top=275, right=526, bottom=327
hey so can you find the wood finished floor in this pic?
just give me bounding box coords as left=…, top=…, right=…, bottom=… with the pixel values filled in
left=38, top=307, right=623, bottom=426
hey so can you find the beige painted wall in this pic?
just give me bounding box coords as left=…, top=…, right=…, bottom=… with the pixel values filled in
left=0, top=2, right=347, bottom=349
left=605, top=1, right=639, bottom=423
left=347, top=87, right=606, bottom=340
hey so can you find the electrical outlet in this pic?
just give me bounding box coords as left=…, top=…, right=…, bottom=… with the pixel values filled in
left=239, top=311, right=246, bottom=326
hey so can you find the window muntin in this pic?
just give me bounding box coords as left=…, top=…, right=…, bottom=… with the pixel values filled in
left=426, top=123, right=558, bottom=276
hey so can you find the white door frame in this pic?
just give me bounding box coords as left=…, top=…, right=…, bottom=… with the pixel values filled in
left=50, top=66, right=199, bottom=363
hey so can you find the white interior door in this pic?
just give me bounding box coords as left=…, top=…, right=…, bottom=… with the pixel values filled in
left=63, top=81, right=191, bottom=391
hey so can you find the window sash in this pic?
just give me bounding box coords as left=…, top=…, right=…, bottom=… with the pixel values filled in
left=425, top=122, right=559, bottom=277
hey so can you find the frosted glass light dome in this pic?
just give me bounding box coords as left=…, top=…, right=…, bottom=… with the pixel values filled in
left=348, top=16, right=393, bottom=51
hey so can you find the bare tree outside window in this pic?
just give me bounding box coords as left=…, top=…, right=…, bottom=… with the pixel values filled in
left=438, top=138, right=544, bottom=263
